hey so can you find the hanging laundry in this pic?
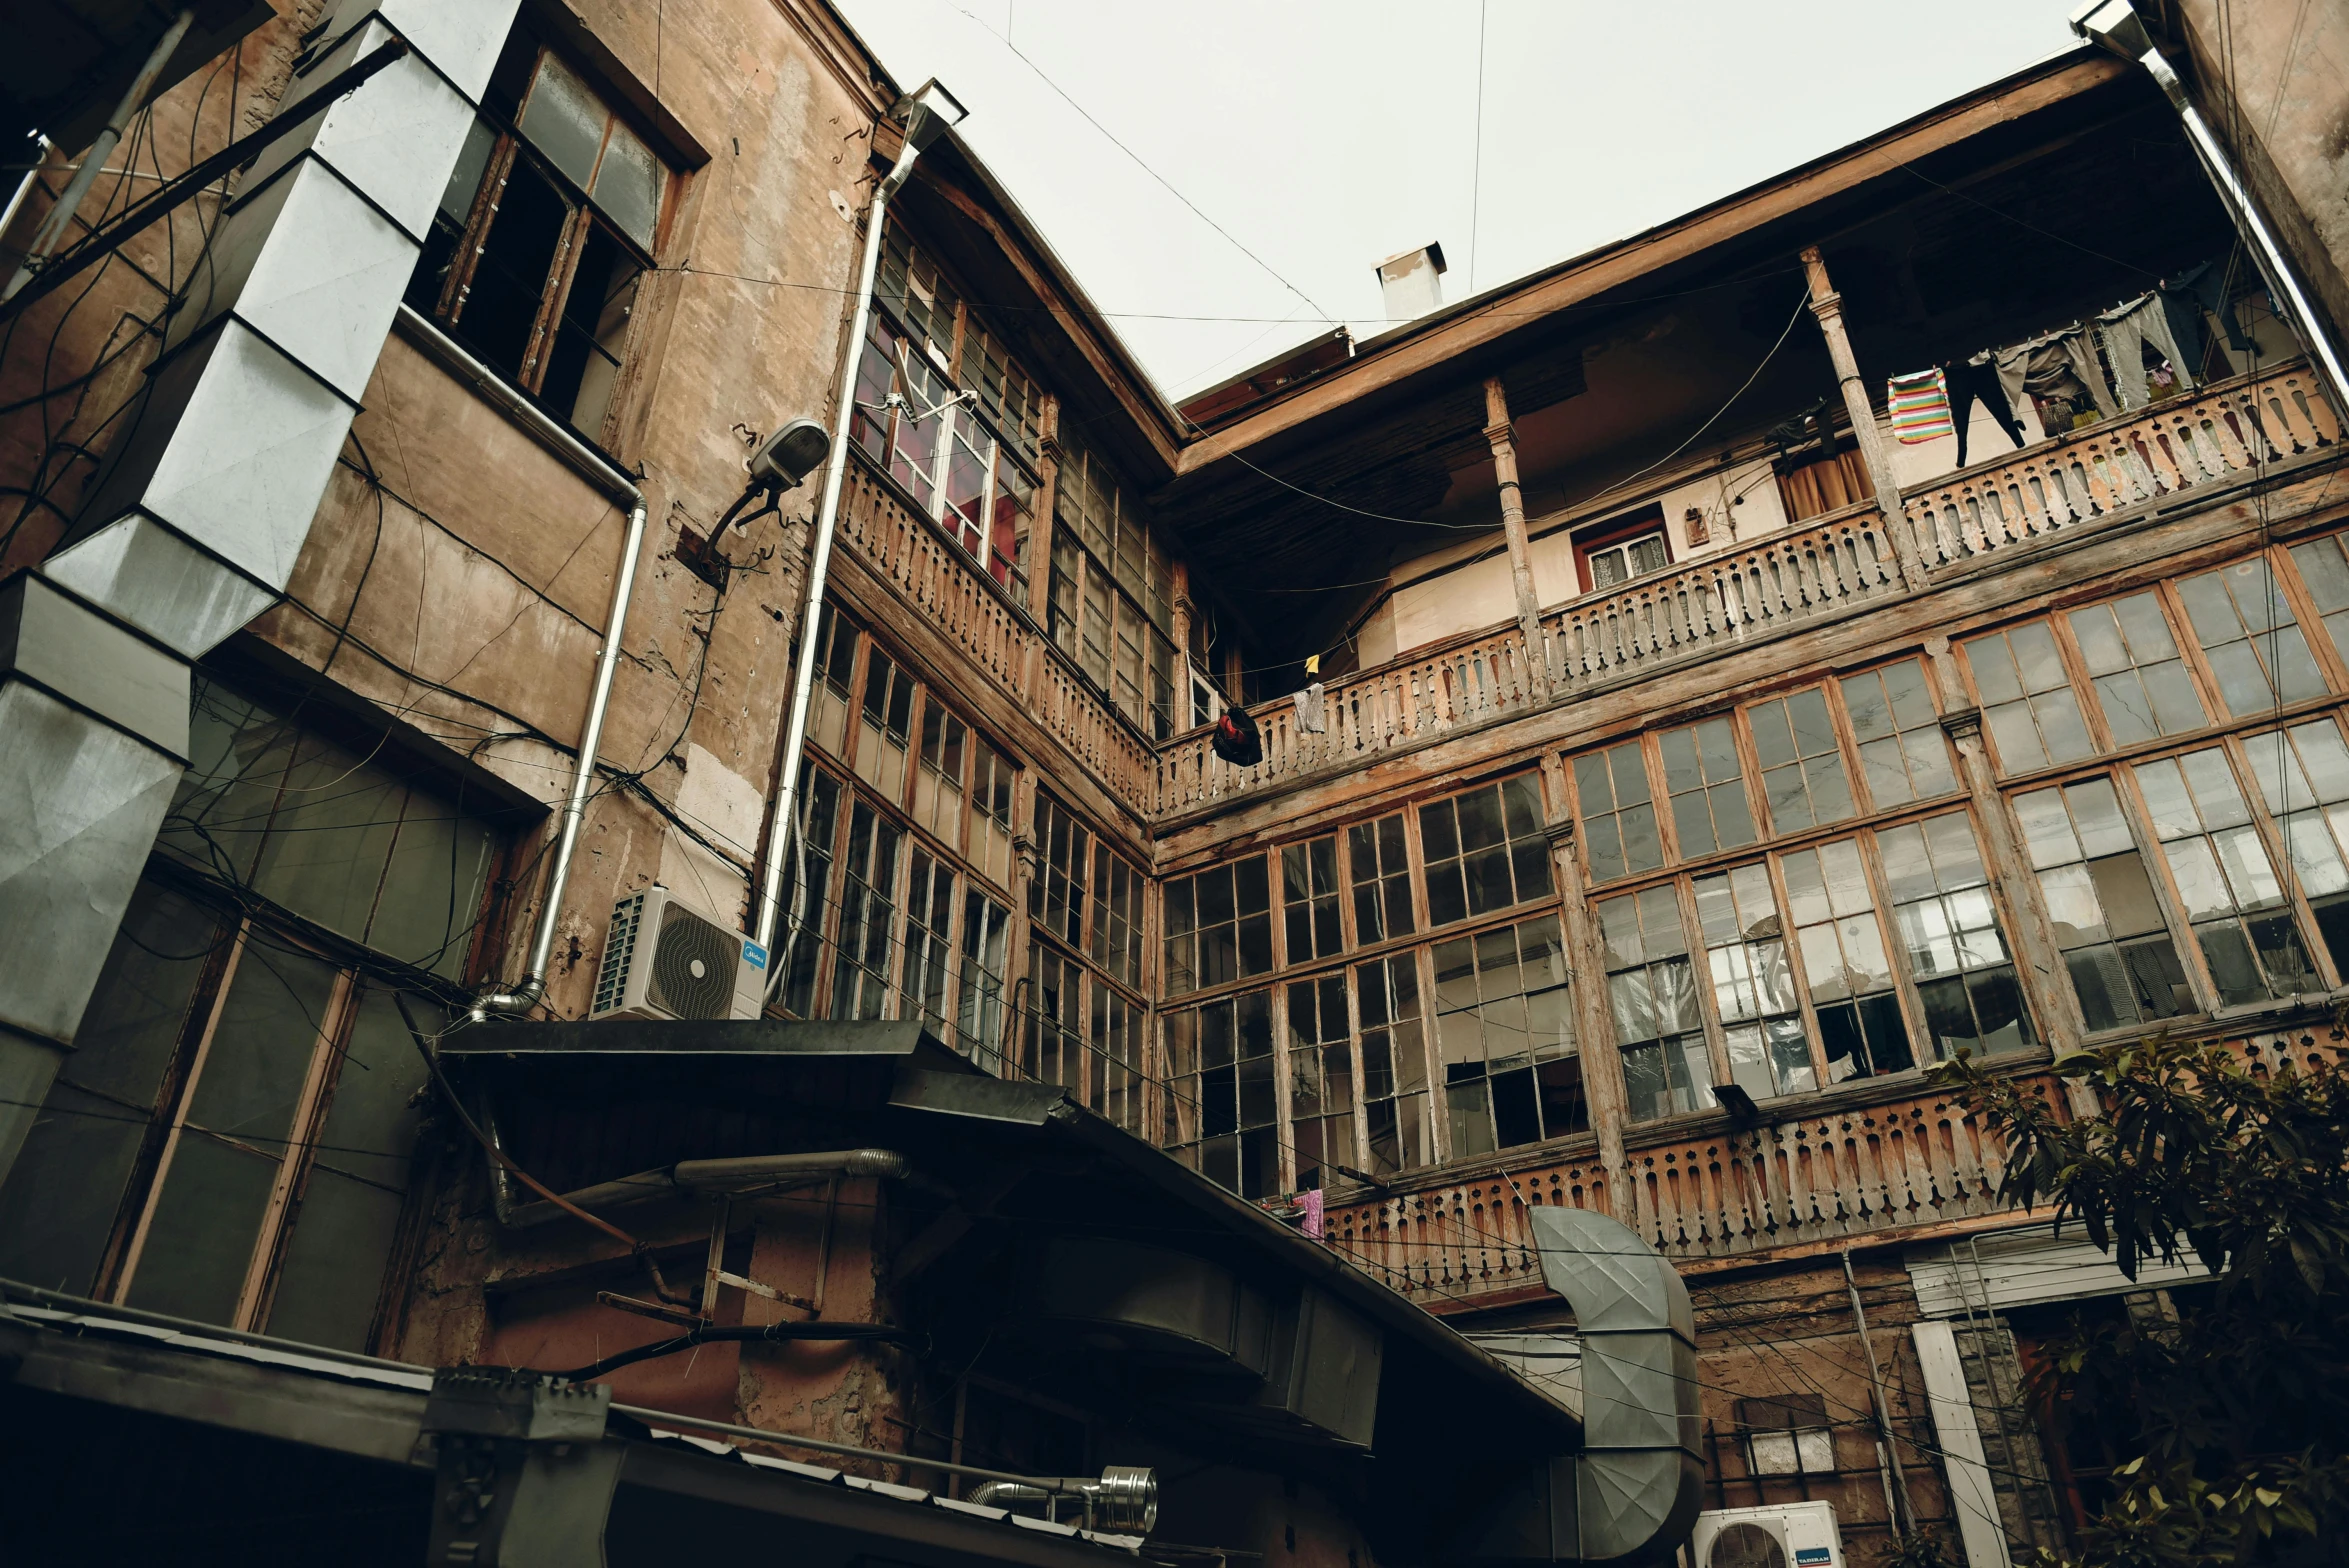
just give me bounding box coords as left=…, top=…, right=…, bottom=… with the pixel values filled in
left=1211, top=703, right=1262, bottom=766
left=1301, top=1186, right=1325, bottom=1240
left=1293, top=681, right=1327, bottom=735
left=1887, top=368, right=1954, bottom=444
left=2160, top=256, right=2259, bottom=373
left=2097, top=293, right=2194, bottom=409
left=1944, top=356, right=2029, bottom=467
left=1996, top=329, right=2118, bottom=428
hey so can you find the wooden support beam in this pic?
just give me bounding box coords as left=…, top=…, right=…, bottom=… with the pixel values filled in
left=1800, top=245, right=1926, bottom=586
left=1538, top=754, right=1629, bottom=1220
left=1483, top=377, right=1553, bottom=689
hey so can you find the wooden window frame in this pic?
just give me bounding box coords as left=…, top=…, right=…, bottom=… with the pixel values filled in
left=1570, top=505, right=1671, bottom=596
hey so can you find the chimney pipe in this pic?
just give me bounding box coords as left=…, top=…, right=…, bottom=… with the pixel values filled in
left=1375, top=243, right=1448, bottom=324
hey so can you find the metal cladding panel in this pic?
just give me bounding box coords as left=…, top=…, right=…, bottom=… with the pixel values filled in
left=1575, top=1332, right=1701, bottom=1455
left=166, top=159, right=416, bottom=402
left=1577, top=1451, right=1704, bottom=1568
left=44, top=515, right=277, bottom=658
left=0, top=576, right=191, bottom=753
left=1531, top=1205, right=1697, bottom=1339
left=1285, top=1287, right=1382, bottom=1448
left=0, top=684, right=184, bottom=1043
left=1905, top=1222, right=2214, bottom=1317
left=241, top=19, right=490, bottom=243
left=76, top=319, right=353, bottom=596
left=321, top=0, right=520, bottom=102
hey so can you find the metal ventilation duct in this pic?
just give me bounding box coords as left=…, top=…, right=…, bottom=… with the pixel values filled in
left=1447, top=1207, right=1703, bottom=1567
left=0, top=0, right=521, bottom=1184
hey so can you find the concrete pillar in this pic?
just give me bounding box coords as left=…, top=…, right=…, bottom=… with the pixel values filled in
left=1482, top=377, right=1551, bottom=687
left=1799, top=246, right=1925, bottom=585
left=0, top=1, right=521, bottom=1188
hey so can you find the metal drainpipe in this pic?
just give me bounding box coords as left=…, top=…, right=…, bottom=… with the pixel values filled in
left=751, top=86, right=963, bottom=956
left=0, top=137, right=54, bottom=243
left=396, top=316, right=648, bottom=1021
left=0, top=9, right=194, bottom=303
left=2071, top=0, right=2349, bottom=415
left=468, top=496, right=645, bottom=1019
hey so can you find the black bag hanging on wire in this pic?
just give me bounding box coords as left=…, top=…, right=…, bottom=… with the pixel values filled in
left=1211, top=702, right=1262, bottom=766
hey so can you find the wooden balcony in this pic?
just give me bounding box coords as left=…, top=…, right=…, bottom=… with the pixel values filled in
left=836, top=460, right=1159, bottom=819
left=1323, top=1072, right=2068, bottom=1306
left=1151, top=506, right=1902, bottom=819
left=1904, top=362, right=2341, bottom=573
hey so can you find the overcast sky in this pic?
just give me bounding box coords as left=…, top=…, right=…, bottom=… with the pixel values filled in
left=834, top=0, right=2082, bottom=400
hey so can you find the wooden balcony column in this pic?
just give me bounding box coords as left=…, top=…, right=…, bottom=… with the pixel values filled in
left=1482, top=377, right=1554, bottom=691
left=1028, top=396, right=1062, bottom=627
left=1798, top=246, right=1925, bottom=586
left=1538, top=756, right=1633, bottom=1224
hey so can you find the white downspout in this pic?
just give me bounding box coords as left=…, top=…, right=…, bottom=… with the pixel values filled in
left=751, top=82, right=966, bottom=961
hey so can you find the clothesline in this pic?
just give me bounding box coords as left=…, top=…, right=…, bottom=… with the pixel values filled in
left=1883, top=253, right=2265, bottom=464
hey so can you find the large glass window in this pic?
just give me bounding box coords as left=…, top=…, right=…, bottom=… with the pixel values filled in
left=967, top=741, right=1016, bottom=891
left=912, top=700, right=966, bottom=846
left=1346, top=814, right=1414, bottom=943
left=1782, top=838, right=1909, bottom=1081
left=1599, top=886, right=1713, bottom=1122
left=2068, top=593, right=2208, bottom=745
left=1165, top=990, right=1277, bottom=1198
left=1660, top=718, right=1755, bottom=856
left=1965, top=623, right=2094, bottom=774
left=1356, top=954, right=1433, bottom=1176
left=1054, top=436, right=1180, bottom=739
left=1433, top=916, right=1581, bottom=1156
left=1285, top=974, right=1356, bottom=1191
left=831, top=802, right=902, bottom=1020
left=1162, top=858, right=1273, bottom=994
left=1283, top=836, right=1343, bottom=964
left=404, top=32, right=668, bottom=439
left=2287, top=534, right=2349, bottom=670
left=2131, top=748, right=2315, bottom=1002
left=2242, top=717, right=2349, bottom=972
left=777, top=766, right=841, bottom=1016
left=2013, top=778, right=2192, bottom=1030
left=958, top=891, right=1012, bottom=1070
left=0, top=876, right=442, bottom=1352
left=1841, top=661, right=1957, bottom=809
left=1025, top=945, right=1085, bottom=1093
left=1088, top=843, right=1144, bottom=989
left=1031, top=793, right=1090, bottom=950
left=1877, top=814, right=2032, bottom=1061
left=2177, top=558, right=2327, bottom=718
left=1748, top=688, right=1855, bottom=832
left=1694, top=864, right=1811, bottom=1100
left=855, top=647, right=916, bottom=802
left=901, top=847, right=956, bottom=1039
left=1573, top=741, right=1662, bottom=883
left=1419, top=774, right=1552, bottom=926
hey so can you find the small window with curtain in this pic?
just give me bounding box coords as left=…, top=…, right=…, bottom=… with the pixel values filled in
left=403, top=29, right=672, bottom=442
left=1572, top=509, right=1670, bottom=595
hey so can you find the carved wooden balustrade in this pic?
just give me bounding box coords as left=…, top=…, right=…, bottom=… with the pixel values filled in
left=1544, top=503, right=1901, bottom=685
left=1323, top=1075, right=2061, bottom=1303
left=837, top=460, right=1158, bottom=818
left=1904, top=361, right=2341, bottom=570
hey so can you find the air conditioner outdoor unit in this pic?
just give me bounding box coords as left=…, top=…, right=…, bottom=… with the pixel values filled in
left=590, top=887, right=769, bottom=1022
left=1692, top=1501, right=1844, bottom=1568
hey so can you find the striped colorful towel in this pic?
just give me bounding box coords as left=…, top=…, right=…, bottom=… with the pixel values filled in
left=1887, top=367, right=1954, bottom=444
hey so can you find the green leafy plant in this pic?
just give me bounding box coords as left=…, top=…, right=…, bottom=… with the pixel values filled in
left=1932, top=1037, right=2349, bottom=1566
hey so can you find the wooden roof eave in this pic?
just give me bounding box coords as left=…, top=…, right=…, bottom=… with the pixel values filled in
left=1167, top=47, right=2129, bottom=483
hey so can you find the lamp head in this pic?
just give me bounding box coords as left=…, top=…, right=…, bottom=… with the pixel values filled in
left=747, top=417, right=830, bottom=492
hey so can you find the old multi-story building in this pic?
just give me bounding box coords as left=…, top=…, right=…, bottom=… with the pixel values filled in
left=2, top=1, right=2345, bottom=1565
